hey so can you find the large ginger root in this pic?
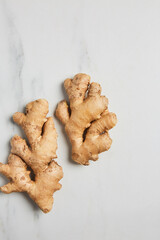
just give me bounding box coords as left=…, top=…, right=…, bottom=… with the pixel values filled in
left=0, top=99, right=63, bottom=213
left=56, top=73, right=117, bottom=165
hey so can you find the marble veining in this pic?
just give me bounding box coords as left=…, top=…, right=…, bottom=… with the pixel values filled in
left=1, top=0, right=24, bottom=106
left=0, top=0, right=160, bottom=240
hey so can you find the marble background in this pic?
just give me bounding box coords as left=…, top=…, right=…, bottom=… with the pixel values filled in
left=0, top=0, right=160, bottom=239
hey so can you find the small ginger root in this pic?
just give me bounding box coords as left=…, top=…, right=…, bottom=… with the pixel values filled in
left=0, top=99, right=63, bottom=213
left=56, top=73, right=117, bottom=165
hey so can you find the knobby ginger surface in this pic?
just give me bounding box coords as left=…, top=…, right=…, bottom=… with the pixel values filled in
left=56, top=73, right=117, bottom=165
left=0, top=99, right=63, bottom=213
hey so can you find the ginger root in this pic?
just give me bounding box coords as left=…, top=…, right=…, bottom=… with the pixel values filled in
left=56, top=73, right=117, bottom=165
left=0, top=99, right=63, bottom=213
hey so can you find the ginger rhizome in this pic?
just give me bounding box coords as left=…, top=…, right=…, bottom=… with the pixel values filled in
left=56, top=73, right=117, bottom=165
left=0, top=99, right=63, bottom=213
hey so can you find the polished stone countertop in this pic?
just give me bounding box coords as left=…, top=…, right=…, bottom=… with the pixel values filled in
left=0, top=0, right=160, bottom=240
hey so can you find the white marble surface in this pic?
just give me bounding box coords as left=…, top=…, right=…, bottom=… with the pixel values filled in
left=0, top=0, right=160, bottom=239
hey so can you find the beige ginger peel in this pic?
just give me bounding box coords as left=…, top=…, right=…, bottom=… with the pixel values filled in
left=56, top=73, right=117, bottom=165
left=0, top=99, right=63, bottom=213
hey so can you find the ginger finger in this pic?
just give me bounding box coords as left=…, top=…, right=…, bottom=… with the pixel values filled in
left=56, top=73, right=117, bottom=165
left=0, top=99, right=63, bottom=213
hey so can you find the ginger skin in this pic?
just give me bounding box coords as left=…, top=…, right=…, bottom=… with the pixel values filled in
left=0, top=99, right=63, bottom=213
left=56, top=73, right=117, bottom=165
